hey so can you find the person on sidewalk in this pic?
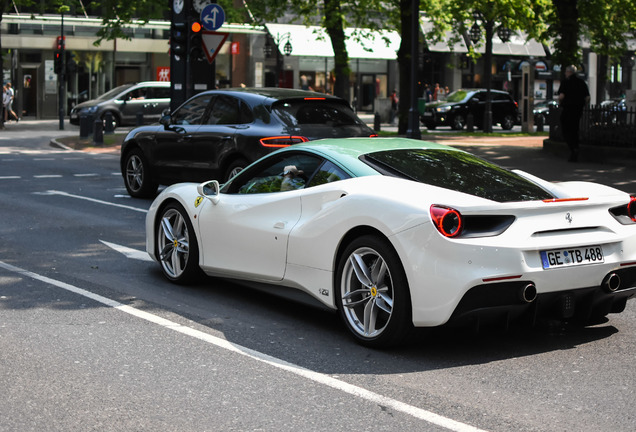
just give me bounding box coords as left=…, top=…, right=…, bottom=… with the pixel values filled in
left=558, top=65, right=590, bottom=162
left=390, top=89, right=399, bottom=125
left=5, top=83, right=18, bottom=122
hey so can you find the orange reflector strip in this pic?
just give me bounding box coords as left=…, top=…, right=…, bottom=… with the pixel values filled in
left=482, top=275, right=523, bottom=282
left=303, top=97, right=326, bottom=100
left=542, top=197, right=589, bottom=203
left=620, top=261, right=636, bottom=267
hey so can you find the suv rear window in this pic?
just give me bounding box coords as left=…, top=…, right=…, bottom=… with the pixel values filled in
left=361, top=149, right=554, bottom=202
left=272, top=100, right=364, bottom=127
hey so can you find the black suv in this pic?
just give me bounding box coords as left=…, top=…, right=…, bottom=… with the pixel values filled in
left=70, top=81, right=170, bottom=129
left=120, top=88, right=376, bottom=198
left=420, top=89, right=519, bottom=130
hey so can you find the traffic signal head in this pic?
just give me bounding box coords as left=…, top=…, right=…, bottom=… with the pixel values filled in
left=54, top=50, right=63, bottom=74
left=171, top=22, right=187, bottom=57
left=188, top=20, right=203, bottom=60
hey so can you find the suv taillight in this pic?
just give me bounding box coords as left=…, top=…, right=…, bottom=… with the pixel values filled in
left=260, top=136, right=309, bottom=147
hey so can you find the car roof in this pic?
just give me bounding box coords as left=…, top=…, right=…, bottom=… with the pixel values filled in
left=196, top=87, right=346, bottom=103
left=274, top=137, right=463, bottom=176
left=132, top=81, right=170, bottom=87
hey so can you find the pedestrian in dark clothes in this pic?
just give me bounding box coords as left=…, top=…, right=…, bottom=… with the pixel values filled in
left=558, top=65, right=590, bottom=162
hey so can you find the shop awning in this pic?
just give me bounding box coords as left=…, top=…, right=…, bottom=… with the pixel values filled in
left=420, top=18, right=545, bottom=56
left=420, top=19, right=468, bottom=53
left=265, top=23, right=400, bottom=59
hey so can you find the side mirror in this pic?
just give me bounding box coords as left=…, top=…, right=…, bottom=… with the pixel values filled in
left=160, top=112, right=171, bottom=128
left=197, top=180, right=220, bottom=205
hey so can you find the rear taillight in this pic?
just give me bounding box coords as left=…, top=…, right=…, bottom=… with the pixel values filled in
left=260, top=136, right=309, bottom=147
left=430, top=205, right=463, bottom=238
left=609, top=195, right=636, bottom=225
left=628, top=195, right=636, bottom=222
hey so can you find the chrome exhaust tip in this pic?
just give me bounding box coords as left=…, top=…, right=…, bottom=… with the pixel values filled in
left=519, top=283, right=537, bottom=303
left=603, top=273, right=621, bottom=292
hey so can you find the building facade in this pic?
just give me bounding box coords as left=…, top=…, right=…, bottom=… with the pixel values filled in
left=2, top=13, right=634, bottom=120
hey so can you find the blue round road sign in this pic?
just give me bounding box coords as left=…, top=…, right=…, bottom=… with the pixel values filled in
left=200, top=4, right=225, bottom=31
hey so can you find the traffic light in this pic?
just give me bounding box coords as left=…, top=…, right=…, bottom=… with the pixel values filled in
left=189, top=19, right=203, bottom=60
left=54, top=50, right=63, bottom=74
left=171, top=22, right=187, bottom=57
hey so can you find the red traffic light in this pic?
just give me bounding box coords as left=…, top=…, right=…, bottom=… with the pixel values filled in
left=191, top=21, right=202, bottom=33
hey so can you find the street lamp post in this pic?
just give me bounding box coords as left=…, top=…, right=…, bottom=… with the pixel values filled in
left=264, top=33, right=292, bottom=88
left=469, top=12, right=511, bottom=133
left=406, top=0, right=421, bottom=139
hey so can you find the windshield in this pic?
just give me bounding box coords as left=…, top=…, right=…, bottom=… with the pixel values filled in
left=445, top=90, right=471, bottom=103
left=96, top=84, right=135, bottom=101
left=361, top=149, right=554, bottom=202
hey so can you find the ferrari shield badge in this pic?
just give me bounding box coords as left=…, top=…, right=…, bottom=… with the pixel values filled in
left=194, top=196, right=203, bottom=208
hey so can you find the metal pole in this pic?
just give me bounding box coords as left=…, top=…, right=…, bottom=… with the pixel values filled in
left=406, top=0, right=421, bottom=139
left=58, top=12, right=65, bottom=130
left=482, top=20, right=494, bottom=133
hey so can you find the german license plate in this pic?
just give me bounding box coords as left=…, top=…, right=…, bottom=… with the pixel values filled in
left=540, top=246, right=604, bottom=269
left=423, top=112, right=433, bottom=117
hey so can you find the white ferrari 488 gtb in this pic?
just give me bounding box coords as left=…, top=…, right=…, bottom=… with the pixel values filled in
left=146, top=138, right=636, bottom=348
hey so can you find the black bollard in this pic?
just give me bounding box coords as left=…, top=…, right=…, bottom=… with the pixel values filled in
left=79, top=114, right=93, bottom=138
left=93, top=118, right=104, bottom=145
left=374, top=112, right=381, bottom=131
left=103, top=112, right=115, bottom=134
left=536, top=113, right=544, bottom=132
left=466, top=113, right=474, bottom=133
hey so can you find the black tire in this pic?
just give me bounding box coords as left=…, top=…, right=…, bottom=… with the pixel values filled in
left=425, top=122, right=437, bottom=130
left=501, top=114, right=515, bottom=130
left=224, top=158, right=249, bottom=182
left=122, top=148, right=158, bottom=198
left=335, top=235, right=413, bottom=348
left=451, top=115, right=465, bottom=130
left=156, top=202, right=202, bottom=284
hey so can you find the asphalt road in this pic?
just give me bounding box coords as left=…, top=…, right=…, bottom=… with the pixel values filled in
left=0, top=120, right=635, bottom=432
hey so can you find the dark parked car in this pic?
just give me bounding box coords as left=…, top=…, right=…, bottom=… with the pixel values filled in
left=70, top=81, right=170, bottom=128
left=532, top=99, right=558, bottom=125
left=600, top=98, right=627, bottom=125
left=420, top=89, right=519, bottom=130
left=120, top=87, right=377, bottom=198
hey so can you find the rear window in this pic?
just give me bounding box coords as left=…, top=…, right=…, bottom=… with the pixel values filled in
left=361, top=149, right=554, bottom=202
left=272, top=100, right=365, bottom=127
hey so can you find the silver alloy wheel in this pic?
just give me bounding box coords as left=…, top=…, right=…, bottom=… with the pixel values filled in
left=340, top=246, right=394, bottom=338
left=228, top=165, right=244, bottom=179
left=125, top=154, right=144, bottom=193
left=157, top=208, right=190, bottom=279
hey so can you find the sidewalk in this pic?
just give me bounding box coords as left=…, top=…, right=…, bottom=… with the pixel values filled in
left=3, top=117, right=634, bottom=194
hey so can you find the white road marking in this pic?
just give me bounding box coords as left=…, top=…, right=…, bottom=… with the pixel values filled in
left=34, top=175, right=63, bottom=178
left=74, top=173, right=99, bottom=177
left=100, top=240, right=153, bottom=262
left=0, top=176, right=21, bottom=179
left=0, top=259, right=486, bottom=432
left=37, top=190, right=147, bottom=213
